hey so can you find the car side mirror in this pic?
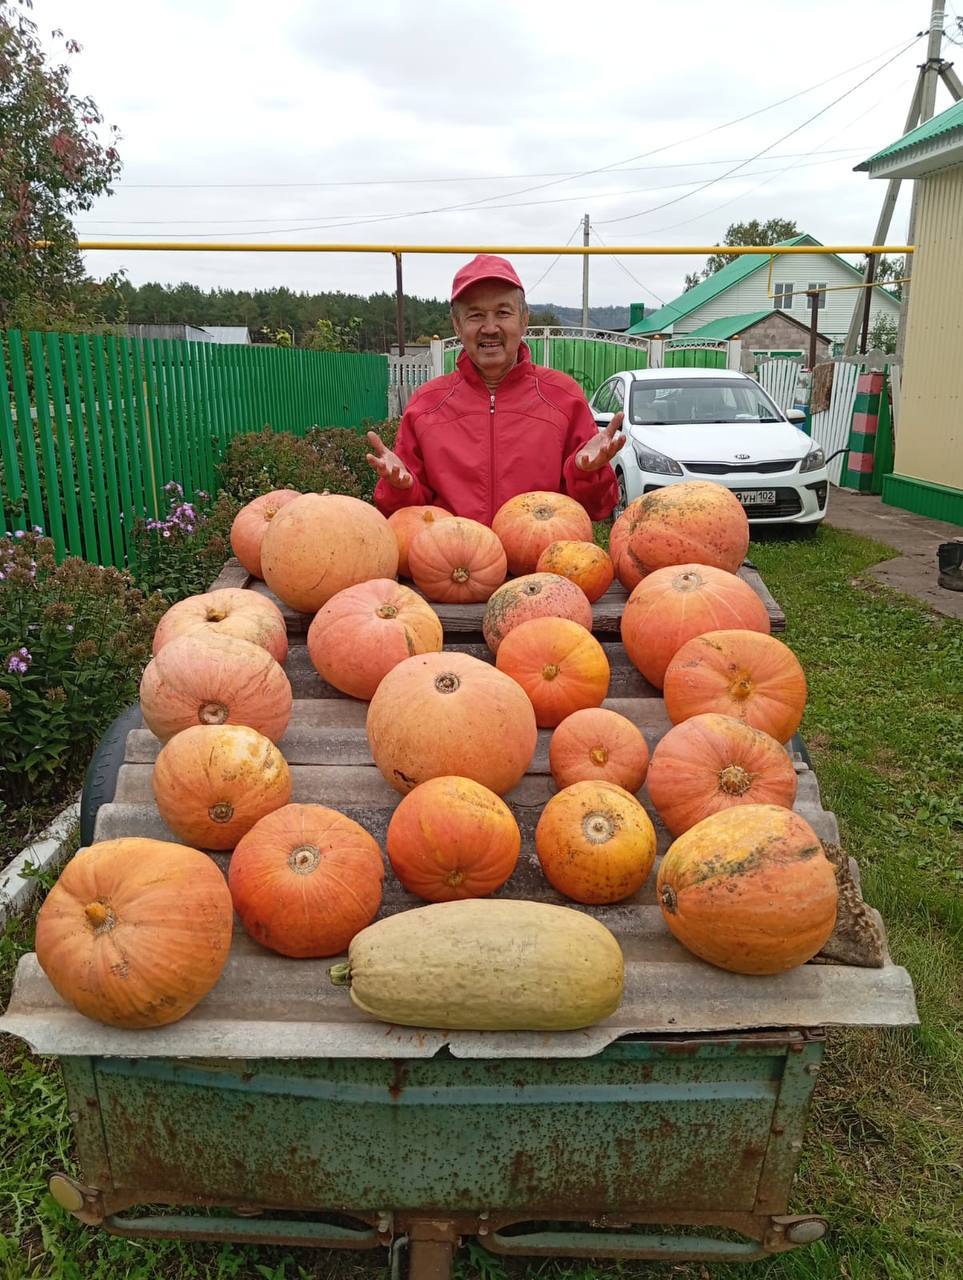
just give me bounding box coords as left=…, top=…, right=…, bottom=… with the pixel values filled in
left=594, top=411, right=615, bottom=429
left=786, top=408, right=807, bottom=423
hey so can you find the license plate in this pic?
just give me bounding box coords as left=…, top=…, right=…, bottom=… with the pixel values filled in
left=735, top=489, right=776, bottom=506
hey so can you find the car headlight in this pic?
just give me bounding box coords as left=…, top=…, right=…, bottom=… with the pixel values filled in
left=799, top=447, right=826, bottom=473
left=633, top=443, right=683, bottom=476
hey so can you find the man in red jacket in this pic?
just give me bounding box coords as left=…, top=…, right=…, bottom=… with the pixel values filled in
left=367, top=254, right=625, bottom=525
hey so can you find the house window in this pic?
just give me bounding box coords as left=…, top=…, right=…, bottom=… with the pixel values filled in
left=806, top=282, right=827, bottom=310
left=773, top=283, right=793, bottom=310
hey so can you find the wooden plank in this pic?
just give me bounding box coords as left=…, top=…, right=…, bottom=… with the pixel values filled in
left=243, top=562, right=786, bottom=638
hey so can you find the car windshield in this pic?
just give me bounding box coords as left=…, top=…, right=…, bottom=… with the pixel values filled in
left=628, top=377, right=783, bottom=425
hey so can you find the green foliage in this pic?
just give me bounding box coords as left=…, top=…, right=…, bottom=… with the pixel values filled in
left=217, top=422, right=398, bottom=507
left=868, top=313, right=899, bottom=353
left=0, top=528, right=165, bottom=810
left=127, top=483, right=237, bottom=603
left=0, top=0, right=122, bottom=328
left=303, top=316, right=362, bottom=352
left=686, top=218, right=800, bottom=288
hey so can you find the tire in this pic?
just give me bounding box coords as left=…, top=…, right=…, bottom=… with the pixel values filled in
left=80, top=704, right=143, bottom=847
left=613, top=470, right=629, bottom=520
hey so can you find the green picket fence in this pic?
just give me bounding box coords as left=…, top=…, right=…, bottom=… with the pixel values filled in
left=0, top=331, right=388, bottom=567
left=663, top=343, right=729, bottom=369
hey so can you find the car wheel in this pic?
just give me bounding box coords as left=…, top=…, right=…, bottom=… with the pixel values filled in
left=613, top=470, right=629, bottom=520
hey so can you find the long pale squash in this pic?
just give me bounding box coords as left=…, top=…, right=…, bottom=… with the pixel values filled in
left=330, top=899, right=624, bottom=1031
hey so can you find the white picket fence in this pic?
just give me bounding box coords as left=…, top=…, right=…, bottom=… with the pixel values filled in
left=810, top=361, right=862, bottom=486
left=755, top=358, right=802, bottom=413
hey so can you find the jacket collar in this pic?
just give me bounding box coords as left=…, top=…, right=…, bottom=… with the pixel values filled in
left=457, top=340, right=533, bottom=394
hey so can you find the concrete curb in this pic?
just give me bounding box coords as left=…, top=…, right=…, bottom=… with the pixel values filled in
left=0, top=799, right=80, bottom=931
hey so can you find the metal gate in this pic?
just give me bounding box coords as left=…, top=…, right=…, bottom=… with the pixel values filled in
left=755, top=358, right=802, bottom=413
left=810, top=361, right=863, bottom=485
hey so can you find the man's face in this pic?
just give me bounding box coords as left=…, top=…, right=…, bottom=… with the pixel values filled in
left=452, top=282, right=528, bottom=384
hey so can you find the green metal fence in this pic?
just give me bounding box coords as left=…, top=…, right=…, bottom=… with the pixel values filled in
left=663, top=343, right=729, bottom=369
left=0, top=331, right=388, bottom=567
left=443, top=334, right=648, bottom=391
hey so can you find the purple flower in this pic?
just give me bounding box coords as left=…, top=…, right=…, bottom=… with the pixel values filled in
left=164, top=480, right=184, bottom=496
left=162, top=530, right=171, bottom=539
left=32, top=525, right=43, bottom=535
left=6, top=650, right=31, bottom=675
left=196, top=490, right=209, bottom=502
left=14, top=530, right=25, bottom=539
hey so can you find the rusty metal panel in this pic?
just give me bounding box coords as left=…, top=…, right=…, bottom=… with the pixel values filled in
left=63, top=1036, right=811, bottom=1219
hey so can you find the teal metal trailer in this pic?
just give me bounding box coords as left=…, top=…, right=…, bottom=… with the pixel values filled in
left=0, top=566, right=917, bottom=1277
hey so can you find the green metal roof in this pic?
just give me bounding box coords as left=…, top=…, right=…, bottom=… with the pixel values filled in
left=681, top=310, right=773, bottom=340
left=624, top=233, right=897, bottom=336
left=856, top=98, right=963, bottom=171
left=624, top=236, right=814, bottom=335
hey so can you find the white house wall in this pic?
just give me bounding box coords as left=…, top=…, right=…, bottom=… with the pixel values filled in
left=675, top=253, right=901, bottom=341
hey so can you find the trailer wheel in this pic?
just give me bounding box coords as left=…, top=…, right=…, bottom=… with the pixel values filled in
left=80, top=704, right=142, bottom=847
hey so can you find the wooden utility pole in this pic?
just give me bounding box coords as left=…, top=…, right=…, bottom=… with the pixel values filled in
left=843, top=0, right=961, bottom=356
left=581, top=213, right=590, bottom=331
left=394, top=253, right=405, bottom=356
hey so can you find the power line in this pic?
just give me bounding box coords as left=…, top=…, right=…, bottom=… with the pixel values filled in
left=75, top=153, right=870, bottom=230
left=526, top=223, right=583, bottom=299
left=590, top=227, right=665, bottom=304
left=597, top=36, right=921, bottom=226
left=623, top=73, right=918, bottom=240
left=110, top=147, right=871, bottom=191
left=82, top=38, right=921, bottom=244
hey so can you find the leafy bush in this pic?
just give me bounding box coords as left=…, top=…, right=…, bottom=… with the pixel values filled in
left=128, top=481, right=237, bottom=603
left=0, top=528, right=167, bottom=810
left=217, top=421, right=399, bottom=505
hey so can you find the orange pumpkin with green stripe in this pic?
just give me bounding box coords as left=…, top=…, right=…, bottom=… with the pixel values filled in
left=656, top=804, right=838, bottom=974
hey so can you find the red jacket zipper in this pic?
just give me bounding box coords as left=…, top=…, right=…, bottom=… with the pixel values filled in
left=488, top=391, right=496, bottom=524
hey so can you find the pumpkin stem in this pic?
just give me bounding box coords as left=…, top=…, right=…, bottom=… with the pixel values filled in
left=533, top=505, right=554, bottom=521
left=84, top=901, right=115, bottom=932
left=672, top=570, right=703, bottom=593
left=376, top=604, right=399, bottom=620
left=718, top=764, right=752, bottom=795
left=423, top=512, right=435, bottom=524
left=264, top=506, right=279, bottom=520
left=209, top=801, right=235, bottom=823
left=660, top=885, right=678, bottom=914
left=446, top=869, right=465, bottom=887
left=205, top=608, right=227, bottom=623
left=542, top=663, right=560, bottom=681
left=450, top=567, right=470, bottom=584
left=589, top=745, right=609, bottom=766
left=199, top=701, right=229, bottom=725
left=522, top=581, right=544, bottom=596
left=729, top=674, right=754, bottom=701
left=329, top=962, right=352, bottom=987
left=289, top=844, right=321, bottom=874
left=582, top=811, right=615, bottom=844
left=434, top=673, right=461, bottom=694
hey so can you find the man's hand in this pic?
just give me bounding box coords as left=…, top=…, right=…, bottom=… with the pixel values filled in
left=576, top=413, right=626, bottom=472
left=366, top=430, right=413, bottom=490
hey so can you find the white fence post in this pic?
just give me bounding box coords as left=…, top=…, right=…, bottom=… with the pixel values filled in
left=648, top=338, right=663, bottom=369
left=727, top=338, right=742, bottom=371
left=430, top=336, right=444, bottom=378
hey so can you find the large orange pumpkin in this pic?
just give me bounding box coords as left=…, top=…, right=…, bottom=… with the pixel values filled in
left=152, top=723, right=292, bottom=850
left=657, top=804, right=838, bottom=974
left=307, top=579, right=443, bottom=701
left=408, top=517, right=507, bottom=604
left=663, top=629, right=807, bottom=742
left=35, top=838, right=233, bottom=1028
left=386, top=776, right=521, bottom=902
left=535, top=780, right=657, bottom=904
left=482, top=572, right=593, bottom=654
left=535, top=540, right=614, bottom=603
left=492, top=491, right=593, bottom=575
left=152, top=587, right=288, bottom=665
left=495, top=617, right=610, bottom=728
left=367, top=651, right=537, bottom=795
left=388, top=505, right=455, bottom=578
left=620, top=482, right=750, bottom=581
left=646, top=713, right=798, bottom=837
left=260, top=492, right=399, bottom=614
left=230, top=489, right=300, bottom=578
left=610, top=497, right=647, bottom=590
left=549, top=707, right=650, bottom=792
left=621, top=563, right=770, bottom=689
left=140, top=632, right=292, bottom=743
left=228, top=804, right=385, bottom=957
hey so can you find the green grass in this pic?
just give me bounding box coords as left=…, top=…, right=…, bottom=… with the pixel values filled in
left=1, top=526, right=960, bottom=1280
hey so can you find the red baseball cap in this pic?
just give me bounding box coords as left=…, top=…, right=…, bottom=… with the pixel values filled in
left=450, top=254, right=525, bottom=302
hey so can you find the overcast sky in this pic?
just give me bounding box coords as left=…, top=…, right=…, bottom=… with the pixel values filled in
left=36, top=0, right=959, bottom=308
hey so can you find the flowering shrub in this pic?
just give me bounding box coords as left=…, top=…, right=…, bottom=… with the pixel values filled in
left=0, top=528, right=167, bottom=808
left=129, top=482, right=237, bottom=602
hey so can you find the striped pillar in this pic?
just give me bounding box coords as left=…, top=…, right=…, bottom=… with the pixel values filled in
left=844, top=371, right=884, bottom=491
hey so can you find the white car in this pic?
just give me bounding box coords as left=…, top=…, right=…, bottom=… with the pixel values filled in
left=590, top=368, right=829, bottom=527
